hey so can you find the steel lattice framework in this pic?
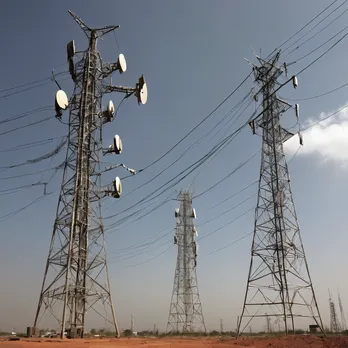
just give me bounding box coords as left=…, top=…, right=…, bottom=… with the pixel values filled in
left=33, top=11, right=146, bottom=339
left=237, top=53, right=324, bottom=335
left=329, top=293, right=341, bottom=332
left=167, top=192, right=206, bottom=334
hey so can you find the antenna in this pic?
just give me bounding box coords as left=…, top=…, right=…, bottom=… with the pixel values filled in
left=33, top=10, right=148, bottom=339
left=67, top=40, right=75, bottom=61
left=116, top=54, right=127, bottom=73
left=113, top=176, right=122, bottom=198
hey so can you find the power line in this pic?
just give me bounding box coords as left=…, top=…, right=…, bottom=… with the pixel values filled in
left=0, top=195, right=48, bottom=223
left=110, top=238, right=172, bottom=263
left=283, top=80, right=348, bottom=101
left=108, top=23, right=348, bottom=231
left=0, top=136, right=66, bottom=153
left=0, top=164, right=63, bottom=181
left=0, top=71, right=67, bottom=94
left=209, top=232, right=254, bottom=255
left=207, top=181, right=258, bottom=211
left=124, top=245, right=174, bottom=268
left=269, top=0, right=341, bottom=54
left=198, top=206, right=255, bottom=242
left=290, top=21, right=348, bottom=64
left=303, top=102, right=348, bottom=130
left=108, top=228, right=174, bottom=253
left=0, top=138, right=66, bottom=170
left=0, top=106, right=53, bottom=125
left=282, top=0, right=348, bottom=55
left=0, top=74, right=69, bottom=100
left=106, top=36, right=348, bottom=230
left=296, top=29, right=348, bottom=76
left=104, top=120, right=250, bottom=222
left=0, top=116, right=54, bottom=137
left=287, top=4, right=348, bottom=57
left=140, top=72, right=252, bottom=172
left=198, top=193, right=256, bottom=228
left=193, top=150, right=260, bottom=199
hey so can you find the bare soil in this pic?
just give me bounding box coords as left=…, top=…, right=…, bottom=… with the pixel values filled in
left=1, top=336, right=348, bottom=348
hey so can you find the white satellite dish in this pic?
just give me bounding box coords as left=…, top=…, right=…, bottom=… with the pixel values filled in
left=55, top=90, right=69, bottom=110
left=137, top=75, right=148, bottom=105
left=67, top=40, right=75, bottom=61
left=175, top=208, right=180, bottom=218
left=108, top=100, right=115, bottom=116
left=192, top=208, right=197, bottom=219
left=117, top=53, right=127, bottom=73
left=113, top=176, right=122, bottom=198
left=113, top=134, right=122, bottom=154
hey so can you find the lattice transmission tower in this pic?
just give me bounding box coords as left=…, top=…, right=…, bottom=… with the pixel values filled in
left=338, top=290, right=347, bottom=331
left=166, top=191, right=206, bottom=334
left=33, top=11, right=148, bottom=339
left=237, top=52, right=324, bottom=335
left=329, top=291, right=341, bottom=332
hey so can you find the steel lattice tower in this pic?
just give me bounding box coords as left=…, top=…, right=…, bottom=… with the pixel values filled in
left=33, top=11, right=147, bottom=339
left=166, top=191, right=206, bottom=334
left=237, top=52, right=324, bottom=335
left=338, top=290, right=347, bottom=331
left=329, top=292, right=341, bottom=332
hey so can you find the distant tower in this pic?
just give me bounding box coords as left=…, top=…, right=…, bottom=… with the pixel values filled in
left=338, top=290, right=346, bottom=331
left=131, top=313, right=135, bottom=333
left=329, top=291, right=341, bottom=332
left=237, top=52, right=324, bottom=335
left=166, top=191, right=206, bottom=334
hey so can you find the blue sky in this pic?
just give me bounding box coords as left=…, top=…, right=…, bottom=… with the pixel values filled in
left=1, top=0, right=348, bottom=333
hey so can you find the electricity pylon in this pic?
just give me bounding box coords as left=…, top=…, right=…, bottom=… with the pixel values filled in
left=329, top=290, right=341, bottom=332
left=237, top=52, right=324, bottom=335
left=338, top=290, right=347, bottom=331
left=166, top=191, right=206, bottom=334
left=33, top=11, right=147, bottom=339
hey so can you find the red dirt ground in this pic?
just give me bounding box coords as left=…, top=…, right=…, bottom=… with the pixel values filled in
left=1, top=336, right=348, bottom=348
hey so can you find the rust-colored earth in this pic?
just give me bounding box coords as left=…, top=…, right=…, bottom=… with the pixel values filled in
left=1, top=336, right=348, bottom=348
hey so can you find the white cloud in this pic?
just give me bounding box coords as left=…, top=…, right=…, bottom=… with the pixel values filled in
left=284, top=103, right=348, bottom=164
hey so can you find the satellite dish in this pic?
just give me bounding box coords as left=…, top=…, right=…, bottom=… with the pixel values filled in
left=113, top=134, right=123, bottom=154
left=108, top=100, right=115, bottom=116
left=137, top=75, right=148, bottom=105
left=67, top=40, right=75, bottom=61
left=113, top=176, right=122, bottom=198
left=55, top=90, right=69, bottom=111
left=175, top=208, right=180, bottom=218
left=192, top=208, right=197, bottom=219
left=116, top=53, right=127, bottom=73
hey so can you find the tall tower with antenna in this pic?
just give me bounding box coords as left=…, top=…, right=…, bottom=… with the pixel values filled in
left=166, top=191, right=206, bottom=334
left=33, top=11, right=148, bottom=339
left=237, top=52, right=324, bottom=335
left=338, top=290, right=346, bottom=331
left=329, top=290, right=341, bottom=332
